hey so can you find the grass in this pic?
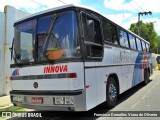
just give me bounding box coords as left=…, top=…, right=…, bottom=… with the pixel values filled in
left=7, top=106, right=26, bottom=111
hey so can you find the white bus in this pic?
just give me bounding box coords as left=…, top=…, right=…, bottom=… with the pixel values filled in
left=10, top=4, right=152, bottom=111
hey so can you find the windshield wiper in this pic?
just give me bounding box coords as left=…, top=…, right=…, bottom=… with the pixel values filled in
left=41, top=14, right=57, bottom=54
left=10, top=39, right=22, bottom=66
left=37, top=15, right=57, bottom=61
left=9, top=38, right=14, bottom=61
left=39, top=14, right=64, bottom=61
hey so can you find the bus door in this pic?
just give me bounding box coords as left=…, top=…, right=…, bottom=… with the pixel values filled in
left=81, top=12, right=103, bottom=109
left=119, top=29, right=132, bottom=92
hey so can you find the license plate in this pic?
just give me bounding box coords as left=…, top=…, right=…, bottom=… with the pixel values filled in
left=31, top=97, right=43, bottom=104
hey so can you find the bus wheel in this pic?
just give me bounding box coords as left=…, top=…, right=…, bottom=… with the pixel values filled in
left=105, top=77, right=117, bottom=108
left=143, top=69, right=149, bottom=85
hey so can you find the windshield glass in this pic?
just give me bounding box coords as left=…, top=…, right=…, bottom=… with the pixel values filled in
left=13, top=11, right=80, bottom=64
left=14, top=19, right=36, bottom=63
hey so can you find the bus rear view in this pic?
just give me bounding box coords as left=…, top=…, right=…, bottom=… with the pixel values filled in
left=10, top=5, right=86, bottom=111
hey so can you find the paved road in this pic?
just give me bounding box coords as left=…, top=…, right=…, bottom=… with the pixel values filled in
left=8, top=69, right=160, bottom=120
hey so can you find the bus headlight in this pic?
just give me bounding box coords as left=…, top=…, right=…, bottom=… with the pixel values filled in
left=12, top=96, right=23, bottom=102
left=12, top=96, right=18, bottom=102
left=54, top=97, right=64, bottom=105
left=18, top=96, right=23, bottom=102
left=54, top=97, right=73, bottom=105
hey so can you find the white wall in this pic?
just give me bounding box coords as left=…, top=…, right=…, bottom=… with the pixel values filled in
left=0, top=6, right=30, bottom=96
left=0, top=12, right=5, bottom=96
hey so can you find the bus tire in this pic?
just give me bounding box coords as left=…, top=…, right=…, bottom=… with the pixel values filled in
left=105, top=77, right=117, bottom=108
left=143, top=69, right=149, bottom=85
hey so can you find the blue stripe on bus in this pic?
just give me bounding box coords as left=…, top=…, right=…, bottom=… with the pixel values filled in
left=132, top=52, right=150, bottom=86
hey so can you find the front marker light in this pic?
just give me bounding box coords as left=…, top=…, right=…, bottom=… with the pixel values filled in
left=12, top=96, right=18, bottom=102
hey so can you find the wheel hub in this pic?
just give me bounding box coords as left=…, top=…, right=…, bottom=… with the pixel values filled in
left=109, top=84, right=116, bottom=101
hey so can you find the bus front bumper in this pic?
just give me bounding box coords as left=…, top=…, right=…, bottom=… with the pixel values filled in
left=10, top=90, right=86, bottom=111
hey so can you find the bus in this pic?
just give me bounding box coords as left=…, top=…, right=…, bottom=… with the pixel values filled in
left=10, top=4, right=152, bottom=111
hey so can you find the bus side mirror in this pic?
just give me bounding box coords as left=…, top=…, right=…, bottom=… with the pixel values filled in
left=9, top=47, right=13, bottom=60
left=10, top=38, right=14, bottom=60
left=9, top=47, right=13, bottom=53
left=87, top=20, right=95, bottom=42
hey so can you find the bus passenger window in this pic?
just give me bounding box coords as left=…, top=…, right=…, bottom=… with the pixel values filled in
left=129, top=34, right=137, bottom=50
left=82, top=13, right=103, bottom=58
left=103, top=21, right=112, bottom=43
left=118, top=29, right=129, bottom=48
left=146, top=43, right=150, bottom=52
left=136, top=38, right=142, bottom=51
left=111, top=25, right=118, bottom=45
left=142, top=41, right=146, bottom=52
left=102, top=20, right=118, bottom=45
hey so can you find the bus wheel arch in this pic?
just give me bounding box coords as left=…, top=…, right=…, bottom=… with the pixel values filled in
left=104, top=73, right=119, bottom=108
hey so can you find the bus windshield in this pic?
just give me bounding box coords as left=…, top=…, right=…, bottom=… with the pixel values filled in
left=13, top=11, right=80, bottom=64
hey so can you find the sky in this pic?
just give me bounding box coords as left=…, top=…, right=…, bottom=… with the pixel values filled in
left=1, top=0, right=160, bottom=35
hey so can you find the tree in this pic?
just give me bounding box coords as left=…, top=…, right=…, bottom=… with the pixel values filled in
left=129, top=21, right=159, bottom=53
left=155, top=36, right=160, bottom=54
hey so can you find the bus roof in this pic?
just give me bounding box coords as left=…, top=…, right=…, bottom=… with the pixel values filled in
left=14, top=4, right=85, bottom=23
left=15, top=4, right=149, bottom=44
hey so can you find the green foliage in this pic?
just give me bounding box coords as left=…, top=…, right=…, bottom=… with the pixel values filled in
left=129, top=21, right=160, bottom=53
left=155, top=36, right=160, bottom=53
